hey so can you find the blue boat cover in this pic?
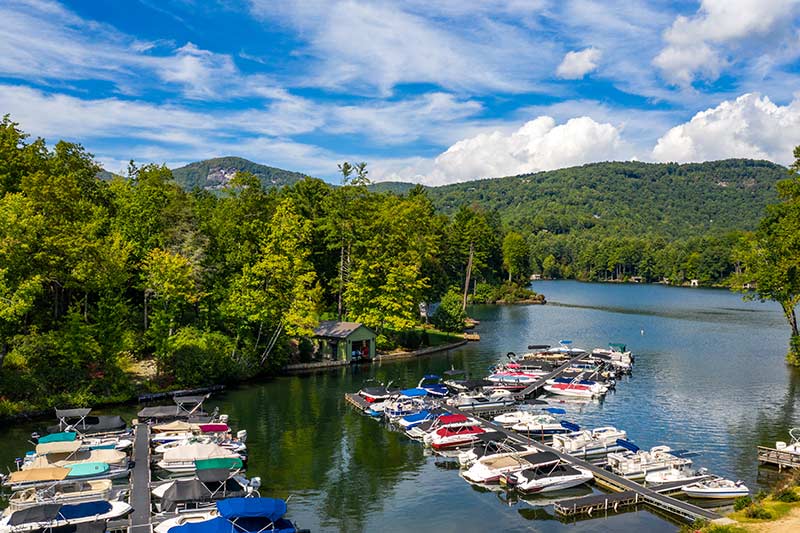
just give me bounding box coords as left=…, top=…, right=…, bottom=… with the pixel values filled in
left=559, top=340, right=572, bottom=345
left=168, top=516, right=296, bottom=533
left=544, top=407, right=566, bottom=415
left=402, top=410, right=430, bottom=422
left=616, top=439, right=640, bottom=453
left=399, top=388, right=428, bottom=397
left=422, top=374, right=440, bottom=381
left=217, top=498, right=287, bottom=521
left=58, top=501, right=112, bottom=520
left=38, top=432, right=78, bottom=444
left=560, top=421, right=580, bottom=431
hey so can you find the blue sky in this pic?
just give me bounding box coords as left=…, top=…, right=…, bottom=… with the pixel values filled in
left=1, top=0, right=799, bottom=184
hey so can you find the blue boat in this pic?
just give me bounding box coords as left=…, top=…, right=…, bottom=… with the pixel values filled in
left=166, top=498, right=306, bottom=533
left=417, top=375, right=449, bottom=397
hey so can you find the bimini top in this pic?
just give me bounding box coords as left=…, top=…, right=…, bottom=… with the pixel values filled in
left=194, top=457, right=243, bottom=471
left=437, top=414, right=468, bottom=425
left=55, top=408, right=92, bottom=419
left=608, top=343, right=627, bottom=351
left=7, top=501, right=112, bottom=526
left=6, top=467, right=70, bottom=484
left=399, top=388, right=428, bottom=397
left=217, top=498, right=287, bottom=521
left=36, top=440, right=83, bottom=455
left=163, top=443, right=237, bottom=462
left=616, top=439, right=640, bottom=453
left=38, top=432, right=78, bottom=444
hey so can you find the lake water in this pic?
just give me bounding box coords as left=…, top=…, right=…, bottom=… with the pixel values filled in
left=3, top=281, right=800, bottom=532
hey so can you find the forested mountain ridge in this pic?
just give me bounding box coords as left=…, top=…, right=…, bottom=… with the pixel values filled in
left=171, top=156, right=308, bottom=191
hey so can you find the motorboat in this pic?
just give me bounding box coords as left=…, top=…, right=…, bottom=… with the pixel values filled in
left=156, top=443, right=243, bottom=475
left=153, top=497, right=307, bottom=533
left=511, top=420, right=577, bottom=439
left=486, top=371, right=539, bottom=388
left=550, top=426, right=628, bottom=458
left=152, top=468, right=260, bottom=513
left=357, top=381, right=399, bottom=403
left=774, top=427, right=800, bottom=456
left=591, top=343, right=634, bottom=369
left=443, top=369, right=494, bottom=393
left=645, top=467, right=710, bottom=485
left=456, top=432, right=533, bottom=467
left=398, top=408, right=448, bottom=431
left=154, top=430, right=247, bottom=456
left=0, top=500, right=132, bottom=532
left=4, top=480, right=114, bottom=513
left=549, top=377, right=608, bottom=394
left=417, top=375, right=449, bottom=397
left=606, top=441, right=692, bottom=480
left=42, top=408, right=127, bottom=437
left=415, top=414, right=480, bottom=441
left=445, top=390, right=516, bottom=412
left=35, top=430, right=133, bottom=452
left=494, top=408, right=564, bottom=429
left=543, top=382, right=598, bottom=399
left=500, top=462, right=594, bottom=493
left=383, top=389, right=430, bottom=419
left=682, top=478, right=749, bottom=499
left=23, top=447, right=128, bottom=471
left=425, top=424, right=486, bottom=450
left=463, top=451, right=560, bottom=484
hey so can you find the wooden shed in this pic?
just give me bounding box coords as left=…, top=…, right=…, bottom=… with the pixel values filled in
left=313, top=321, right=376, bottom=361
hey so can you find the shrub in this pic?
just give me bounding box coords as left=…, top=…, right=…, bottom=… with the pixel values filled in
left=744, top=505, right=772, bottom=519
left=298, top=338, right=314, bottom=363
left=733, top=495, right=752, bottom=511
left=164, top=327, right=237, bottom=386
left=774, top=488, right=800, bottom=502
left=432, top=288, right=467, bottom=332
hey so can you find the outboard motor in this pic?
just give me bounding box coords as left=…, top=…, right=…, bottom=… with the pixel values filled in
left=236, top=430, right=248, bottom=443
left=249, top=476, right=262, bottom=490
left=30, top=432, right=40, bottom=443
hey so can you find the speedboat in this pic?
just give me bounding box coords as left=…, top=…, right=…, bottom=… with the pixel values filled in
left=445, top=390, right=516, bottom=412
left=550, top=427, right=627, bottom=458
left=417, top=375, right=449, bottom=397
left=645, top=467, right=710, bottom=485
left=682, top=478, right=749, bottom=499
left=415, top=414, right=480, bottom=441
left=463, top=451, right=559, bottom=484
left=495, top=409, right=564, bottom=429
left=4, top=480, right=114, bottom=513
left=549, top=377, right=608, bottom=394
left=500, top=462, right=594, bottom=493
left=357, top=381, right=399, bottom=403
left=774, top=427, right=800, bottom=456
left=486, top=371, right=539, bottom=388
left=511, top=420, right=577, bottom=439
left=425, top=424, right=486, bottom=450
left=383, top=389, right=430, bottom=419
left=398, top=408, right=448, bottom=431
left=0, top=500, right=131, bottom=532
left=154, top=497, right=307, bottom=533
left=456, top=432, right=533, bottom=467
left=156, top=443, right=243, bottom=475
left=606, top=441, right=692, bottom=480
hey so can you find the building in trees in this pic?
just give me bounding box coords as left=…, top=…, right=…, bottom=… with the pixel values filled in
left=313, top=321, right=376, bottom=362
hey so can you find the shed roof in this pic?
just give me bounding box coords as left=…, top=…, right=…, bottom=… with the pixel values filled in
left=313, top=321, right=373, bottom=339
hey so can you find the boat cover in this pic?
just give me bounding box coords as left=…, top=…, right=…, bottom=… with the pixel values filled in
left=57, top=500, right=112, bottom=520
left=38, top=432, right=78, bottom=444
left=163, top=443, right=237, bottom=462
left=160, top=479, right=247, bottom=512
left=438, top=414, right=468, bottom=425
left=544, top=407, right=566, bottom=415
left=560, top=421, right=581, bottom=432
left=167, top=516, right=297, bottom=533
left=199, top=424, right=229, bottom=433
left=399, top=388, right=428, bottom=397
left=527, top=344, right=551, bottom=350
left=475, top=431, right=507, bottom=442
left=616, top=439, right=640, bottom=453
left=36, top=440, right=83, bottom=455
left=55, top=408, right=92, bottom=419
left=152, top=420, right=195, bottom=433
left=217, top=498, right=286, bottom=520
left=6, top=467, right=70, bottom=483
left=196, top=468, right=234, bottom=483
left=195, top=458, right=243, bottom=471
left=7, top=503, right=62, bottom=525
left=137, top=406, right=184, bottom=419
left=174, top=395, right=208, bottom=406
left=67, top=462, right=110, bottom=478
left=28, top=449, right=125, bottom=470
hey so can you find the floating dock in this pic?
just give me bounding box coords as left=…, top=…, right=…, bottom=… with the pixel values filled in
left=757, top=446, right=800, bottom=470
left=129, top=422, right=152, bottom=533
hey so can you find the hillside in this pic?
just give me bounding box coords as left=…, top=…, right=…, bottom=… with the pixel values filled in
left=171, top=156, right=308, bottom=191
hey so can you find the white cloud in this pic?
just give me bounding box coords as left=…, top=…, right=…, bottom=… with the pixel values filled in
left=556, top=47, right=601, bottom=79
left=374, top=115, right=629, bottom=184
left=654, top=0, right=800, bottom=86
left=652, top=93, right=800, bottom=164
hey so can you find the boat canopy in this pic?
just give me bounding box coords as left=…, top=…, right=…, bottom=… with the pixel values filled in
left=196, top=468, right=235, bottom=483
left=163, top=443, right=237, bottom=462
left=399, top=388, right=427, bottom=397
left=438, top=414, right=468, bottom=425
left=616, top=439, right=640, bottom=453
left=55, top=408, right=92, bottom=419
left=559, top=340, right=573, bottom=345
left=159, top=478, right=244, bottom=512
left=195, top=457, right=243, bottom=471
left=38, top=432, right=78, bottom=444
left=544, top=407, right=566, bottom=415
left=217, top=497, right=287, bottom=521
left=67, top=462, right=110, bottom=478
left=199, top=424, right=229, bottom=433
left=6, top=467, right=70, bottom=484
left=36, top=440, right=82, bottom=455
left=521, top=451, right=560, bottom=465
left=57, top=500, right=112, bottom=520
left=609, top=343, right=627, bottom=351
left=153, top=420, right=195, bottom=433
left=475, top=431, right=507, bottom=442
left=560, top=421, right=581, bottom=432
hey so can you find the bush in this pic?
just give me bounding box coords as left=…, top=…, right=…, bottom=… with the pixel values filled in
left=164, top=327, right=237, bottom=386
left=744, top=505, right=773, bottom=519
left=298, top=338, right=314, bottom=363
left=774, top=488, right=800, bottom=502
left=432, top=288, right=467, bottom=332
left=733, top=495, right=752, bottom=511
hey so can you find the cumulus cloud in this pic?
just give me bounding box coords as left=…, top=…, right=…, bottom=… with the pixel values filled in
left=652, top=93, right=800, bottom=164
left=556, top=47, right=601, bottom=79
left=374, top=115, right=629, bottom=184
left=654, top=0, right=800, bottom=86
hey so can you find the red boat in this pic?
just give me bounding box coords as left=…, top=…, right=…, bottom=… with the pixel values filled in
left=426, top=424, right=486, bottom=450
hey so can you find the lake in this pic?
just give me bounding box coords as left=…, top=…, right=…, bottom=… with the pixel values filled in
left=2, top=281, right=800, bottom=532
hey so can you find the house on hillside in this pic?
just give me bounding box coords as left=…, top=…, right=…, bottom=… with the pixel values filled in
left=313, top=321, right=376, bottom=362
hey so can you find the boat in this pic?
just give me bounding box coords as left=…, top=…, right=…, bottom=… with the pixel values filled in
left=414, top=414, right=479, bottom=441
left=23, top=448, right=128, bottom=472
left=645, top=467, right=710, bottom=485
left=548, top=377, right=608, bottom=395
left=445, top=390, right=516, bottom=412
left=606, top=441, right=692, bottom=479
left=681, top=478, right=749, bottom=499
left=500, top=462, right=594, bottom=493
left=511, top=420, right=577, bottom=439
left=494, top=409, right=564, bottom=429
left=35, top=431, right=133, bottom=452
left=4, top=480, right=114, bottom=513
left=398, top=408, right=449, bottom=431
left=383, top=389, right=430, bottom=419
left=774, top=427, right=800, bottom=456
left=543, top=379, right=604, bottom=398
left=456, top=432, right=533, bottom=466
left=42, top=408, right=127, bottom=437
left=154, top=430, right=247, bottom=456
left=442, top=369, right=493, bottom=393
left=417, top=375, right=449, bottom=397
left=357, top=381, right=399, bottom=403
left=425, top=424, right=486, bottom=450
left=152, top=466, right=260, bottom=513
left=462, top=451, right=560, bottom=484
left=485, top=371, right=539, bottom=388
left=154, top=497, right=307, bottom=533
left=156, top=443, right=243, bottom=475
left=550, top=426, right=628, bottom=458
left=0, top=500, right=132, bottom=532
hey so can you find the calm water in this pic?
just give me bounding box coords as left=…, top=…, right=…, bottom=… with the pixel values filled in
left=3, top=281, right=800, bottom=532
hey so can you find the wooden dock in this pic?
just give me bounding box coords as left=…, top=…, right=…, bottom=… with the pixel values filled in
left=518, top=352, right=590, bottom=398
left=758, top=446, right=800, bottom=470
left=456, top=409, right=723, bottom=524
left=129, top=422, right=152, bottom=533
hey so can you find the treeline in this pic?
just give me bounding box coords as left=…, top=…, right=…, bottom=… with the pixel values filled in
left=0, top=118, right=517, bottom=415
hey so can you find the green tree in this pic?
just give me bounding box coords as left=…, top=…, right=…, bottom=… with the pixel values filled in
left=502, top=231, right=529, bottom=282
left=431, top=288, right=467, bottom=332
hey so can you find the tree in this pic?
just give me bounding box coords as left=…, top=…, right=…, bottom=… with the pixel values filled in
left=431, top=288, right=466, bottom=332
left=502, top=231, right=529, bottom=282
left=734, top=146, right=800, bottom=364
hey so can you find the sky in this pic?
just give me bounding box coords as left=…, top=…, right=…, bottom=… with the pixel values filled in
left=1, top=0, right=800, bottom=185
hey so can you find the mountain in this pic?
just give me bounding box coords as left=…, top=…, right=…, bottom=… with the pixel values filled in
left=170, top=156, right=308, bottom=191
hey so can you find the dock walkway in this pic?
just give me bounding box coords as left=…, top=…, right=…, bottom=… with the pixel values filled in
left=758, top=446, right=800, bottom=470
left=518, top=352, right=589, bottom=398
left=456, top=409, right=721, bottom=523
left=129, top=422, right=152, bottom=533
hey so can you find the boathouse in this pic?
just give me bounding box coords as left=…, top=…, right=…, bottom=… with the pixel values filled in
left=313, top=321, right=376, bottom=361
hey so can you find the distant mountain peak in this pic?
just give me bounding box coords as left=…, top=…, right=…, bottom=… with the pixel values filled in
left=171, top=156, right=309, bottom=191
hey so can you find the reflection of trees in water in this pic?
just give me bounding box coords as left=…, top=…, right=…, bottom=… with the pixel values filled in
left=732, top=365, right=800, bottom=486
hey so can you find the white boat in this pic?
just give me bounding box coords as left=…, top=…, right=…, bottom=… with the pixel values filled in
left=501, top=462, right=594, bottom=493
left=445, top=390, right=517, bottom=412
left=462, top=451, right=559, bottom=484
left=456, top=432, right=533, bottom=467
left=0, top=500, right=131, bottom=532
left=154, top=432, right=247, bottom=456
left=153, top=508, right=218, bottom=533
left=157, top=443, right=243, bottom=474
left=493, top=408, right=564, bottom=428
left=644, top=466, right=709, bottom=485
left=4, top=480, right=114, bottom=513
left=774, top=427, right=800, bottom=456
left=510, top=419, right=576, bottom=439
left=550, top=427, right=627, bottom=458
left=151, top=471, right=260, bottom=513
left=682, top=478, right=749, bottom=499
left=606, top=442, right=692, bottom=480
left=23, top=448, right=128, bottom=471
left=412, top=414, right=477, bottom=441
left=425, top=424, right=486, bottom=450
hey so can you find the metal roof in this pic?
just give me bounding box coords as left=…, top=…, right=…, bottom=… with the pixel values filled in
left=313, top=320, right=373, bottom=339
